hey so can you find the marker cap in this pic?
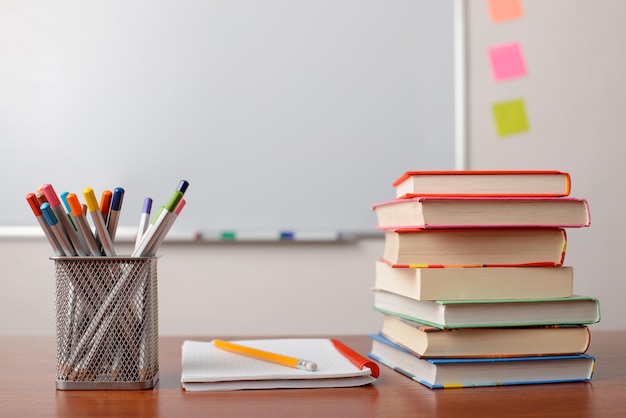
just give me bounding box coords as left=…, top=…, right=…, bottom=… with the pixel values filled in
left=111, top=187, right=125, bottom=210
left=41, top=184, right=61, bottom=207
left=41, top=203, right=59, bottom=226
left=66, top=193, right=84, bottom=216
left=60, top=192, right=72, bottom=213
left=177, top=180, right=190, bottom=194
left=175, top=199, right=186, bottom=216
left=142, top=197, right=153, bottom=214
left=26, top=193, right=42, bottom=216
left=165, top=191, right=184, bottom=212
left=83, top=188, right=100, bottom=212
left=99, top=190, right=113, bottom=214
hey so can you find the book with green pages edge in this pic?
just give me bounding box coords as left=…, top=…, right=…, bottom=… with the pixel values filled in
left=372, top=289, right=601, bottom=329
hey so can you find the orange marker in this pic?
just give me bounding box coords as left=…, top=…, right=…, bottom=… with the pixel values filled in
left=100, top=189, right=113, bottom=220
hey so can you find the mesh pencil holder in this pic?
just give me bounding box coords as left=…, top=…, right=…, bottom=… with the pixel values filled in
left=53, top=256, right=159, bottom=390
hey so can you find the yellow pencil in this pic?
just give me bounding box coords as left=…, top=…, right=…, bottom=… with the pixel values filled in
left=213, top=340, right=318, bottom=372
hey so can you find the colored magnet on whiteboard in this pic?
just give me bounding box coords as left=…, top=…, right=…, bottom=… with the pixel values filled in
left=487, top=0, right=524, bottom=23
left=492, top=99, right=529, bottom=137
left=488, top=43, right=527, bottom=81
left=220, top=231, right=236, bottom=240
left=280, top=231, right=295, bottom=240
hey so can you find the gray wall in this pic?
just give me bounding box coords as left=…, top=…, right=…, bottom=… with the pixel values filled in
left=466, top=1, right=623, bottom=328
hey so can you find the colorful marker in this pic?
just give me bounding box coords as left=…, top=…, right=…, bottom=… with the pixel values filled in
left=100, top=189, right=113, bottom=221
left=177, top=179, right=190, bottom=195
left=107, top=187, right=124, bottom=242
left=41, top=184, right=87, bottom=256
left=83, top=188, right=116, bottom=257
left=41, top=202, right=76, bottom=256
left=145, top=199, right=186, bottom=256
left=67, top=193, right=100, bottom=256
left=132, top=190, right=183, bottom=257
left=26, top=193, right=64, bottom=256
left=60, top=191, right=87, bottom=249
left=36, top=192, right=48, bottom=206
left=134, top=197, right=153, bottom=249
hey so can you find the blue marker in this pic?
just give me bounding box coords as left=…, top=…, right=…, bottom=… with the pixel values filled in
left=42, top=184, right=86, bottom=256
left=41, top=202, right=76, bottom=256
left=177, top=180, right=190, bottom=195
left=107, top=187, right=124, bottom=242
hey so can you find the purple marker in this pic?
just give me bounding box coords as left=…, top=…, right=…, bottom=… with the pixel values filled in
left=134, top=197, right=153, bottom=249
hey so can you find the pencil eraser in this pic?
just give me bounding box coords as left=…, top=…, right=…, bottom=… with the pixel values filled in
left=304, top=361, right=318, bottom=372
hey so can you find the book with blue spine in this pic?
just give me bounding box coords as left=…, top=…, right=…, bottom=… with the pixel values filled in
left=368, top=333, right=595, bottom=389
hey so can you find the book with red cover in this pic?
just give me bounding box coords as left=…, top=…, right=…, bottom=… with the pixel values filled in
left=382, top=228, right=567, bottom=267
left=393, top=170, right=571, bottom=198
left=372, top=196, right=591, bottom=229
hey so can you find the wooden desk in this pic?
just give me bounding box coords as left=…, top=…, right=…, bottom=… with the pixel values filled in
left=1, top=332, right=625, bottom=417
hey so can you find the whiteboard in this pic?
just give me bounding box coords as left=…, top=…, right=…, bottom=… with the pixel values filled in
left=0, top=0, right=456, bottom=236
left=465, top=1, right=625, bottom=329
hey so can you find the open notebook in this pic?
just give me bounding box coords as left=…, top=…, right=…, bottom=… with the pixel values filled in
left=181, top=338, right=379, bottom=391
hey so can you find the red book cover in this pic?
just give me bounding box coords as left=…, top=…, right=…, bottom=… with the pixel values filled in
left=393, top=170, right=572, bottom=198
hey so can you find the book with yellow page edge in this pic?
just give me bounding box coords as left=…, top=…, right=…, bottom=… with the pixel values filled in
left=372, top=196, right=590, bottom=229
left=378, top=314, right=591, bottom=358
left=181, top=338, right=379, bottom=391
left=382, top=228, right=567, bottom=268
left=374, top=261, right=574, bottom=301
left=393, top=170, right=571, bottom=198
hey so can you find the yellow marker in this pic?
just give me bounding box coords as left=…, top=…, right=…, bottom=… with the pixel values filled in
left=83, top=188, right=116, bottom=256
left=213, top=340, right=318, bottom=372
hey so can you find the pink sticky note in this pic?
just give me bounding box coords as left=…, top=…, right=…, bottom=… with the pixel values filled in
left=488, top=43, right=527, bottom=81
left=487, top=0, right=524, bottom=23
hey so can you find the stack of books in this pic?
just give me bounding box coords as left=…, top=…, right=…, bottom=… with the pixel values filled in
left=367, top=170, right=601, bottom=389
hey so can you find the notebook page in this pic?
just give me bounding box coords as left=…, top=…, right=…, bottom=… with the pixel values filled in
left=181, top=338, right=373, bottom=382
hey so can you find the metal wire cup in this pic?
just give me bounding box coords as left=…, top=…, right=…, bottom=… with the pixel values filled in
left=53, top=257, right=159, bottom=390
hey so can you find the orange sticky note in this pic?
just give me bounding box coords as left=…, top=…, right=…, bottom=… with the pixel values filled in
left=487, top=0, right=524, bottom=23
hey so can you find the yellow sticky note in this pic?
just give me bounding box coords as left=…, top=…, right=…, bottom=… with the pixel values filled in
left=492, top=99, right=529, bottom=137
left=487, top=0, right=524, bottom=23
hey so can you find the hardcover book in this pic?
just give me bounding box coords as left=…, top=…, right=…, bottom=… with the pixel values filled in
left=393, top=170, right=571, bottom=198
left=374, top=261, right=574, bottom=300
left=382, top=228, right=567, bottom=267
left=368, top=333, right=595, bottom=389
left=372, top=289, right=601, bottom=329
left=373, top=196, right=590, bottom=229
left=379, top=314, right=590, bottom=358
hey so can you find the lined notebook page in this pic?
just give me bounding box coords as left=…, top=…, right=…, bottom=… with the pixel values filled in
left=182, top=338, right=373, bottom=383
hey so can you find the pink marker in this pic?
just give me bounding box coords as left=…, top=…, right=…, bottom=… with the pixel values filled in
left=41, top=184, right=82, bottom=256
